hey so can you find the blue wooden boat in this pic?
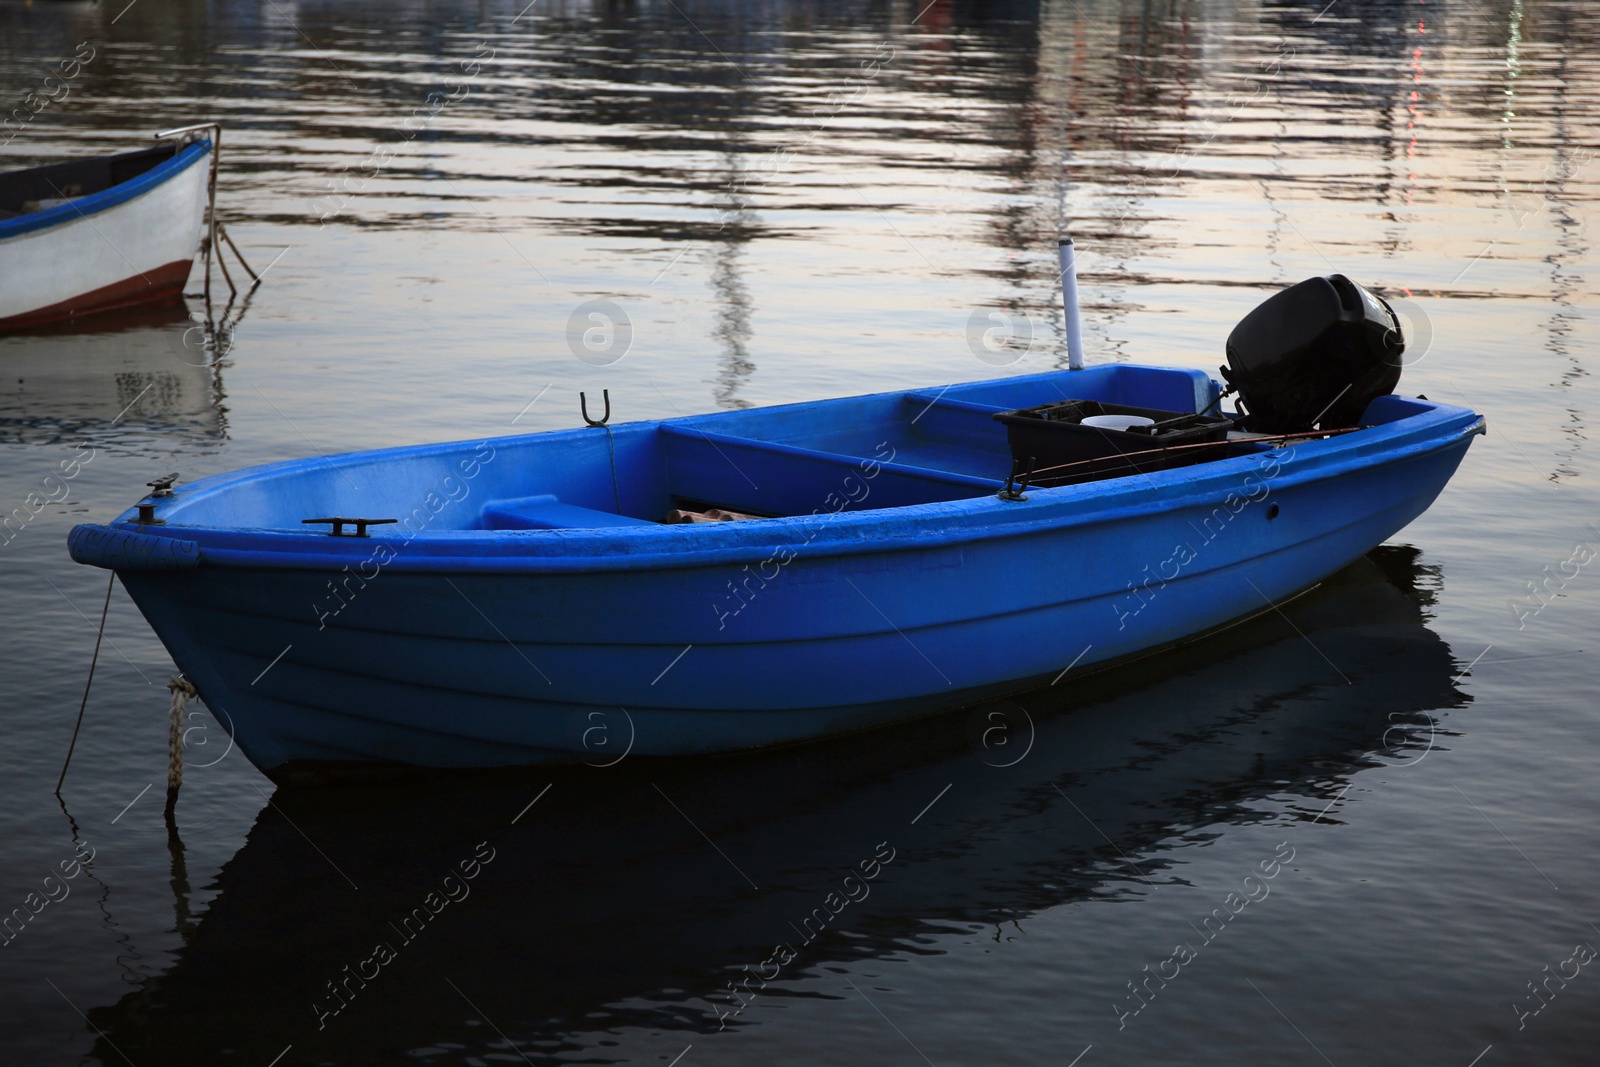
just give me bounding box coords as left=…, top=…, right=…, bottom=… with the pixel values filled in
left=66, top=272, right=1484, bottom=782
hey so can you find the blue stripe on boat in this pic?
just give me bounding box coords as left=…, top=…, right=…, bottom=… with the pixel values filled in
left=0, top=138, right=210, bottom=241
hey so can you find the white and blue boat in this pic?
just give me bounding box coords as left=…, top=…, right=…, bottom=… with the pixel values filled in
left=0, top=127, right=215, bottom=329
left=67, top=263, right=1484, bottom=782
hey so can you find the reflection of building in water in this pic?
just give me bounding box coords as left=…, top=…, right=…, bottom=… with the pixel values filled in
left=997, top=1, right=1213, bottom=365
left=0, top=306, right=227, bottom=445
left=1532, top=3, right=1589, bottom=483
left=708, top=152, right=756, bottom=410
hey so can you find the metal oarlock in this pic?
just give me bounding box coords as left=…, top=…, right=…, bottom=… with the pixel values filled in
left=580, top=389, right=612, bottom=427
left=999, top=457, right=1034, bottom=502
left=580, top=390, right=624, bottom=513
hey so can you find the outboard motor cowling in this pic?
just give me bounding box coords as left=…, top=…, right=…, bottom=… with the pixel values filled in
left=1222, top=274, right=1404, bottom=434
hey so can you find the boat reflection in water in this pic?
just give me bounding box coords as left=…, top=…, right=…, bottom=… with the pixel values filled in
left=84, top=546, right=1465, bottom=1065
left=0, top=301, right=228, bottom=445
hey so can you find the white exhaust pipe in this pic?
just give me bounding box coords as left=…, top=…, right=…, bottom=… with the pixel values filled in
left=1059, top=237, right=1084, bottom=370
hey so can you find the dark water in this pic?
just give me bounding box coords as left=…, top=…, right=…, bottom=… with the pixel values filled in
left=2, top=0, right=1598, bottom=1063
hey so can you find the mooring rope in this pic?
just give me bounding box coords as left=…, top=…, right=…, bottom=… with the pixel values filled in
left=55, top=572, right=115, bottom=795
left=165, top=676, right=197, bottom=811
left=604, top=425, right=622, bottom=515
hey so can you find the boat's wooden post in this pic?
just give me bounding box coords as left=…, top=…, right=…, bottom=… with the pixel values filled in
left=158, top=122, right=229, bottom=302
left=213, top=226, right=237, bottom=296
left=1059, top=237, right=1084, bottom=370
left=209, top=127, right=234, bottom=299
left=202, top=148, right=215, bottom=304
left=219, top=224, right=260, bottom=286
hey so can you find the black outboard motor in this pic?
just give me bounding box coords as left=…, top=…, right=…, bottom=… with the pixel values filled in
left=1221, top=274, right=1404, bottom=434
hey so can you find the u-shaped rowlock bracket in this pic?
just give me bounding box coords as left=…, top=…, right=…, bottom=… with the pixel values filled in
left=580, top=389, right=611, bottom=428
left=998, top=457, right=1034, bottom=502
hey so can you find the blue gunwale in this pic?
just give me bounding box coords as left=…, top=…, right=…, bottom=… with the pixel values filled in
left=0, top=138, right=211, bottom=241
left=71, top=366, right=1483, bottom=575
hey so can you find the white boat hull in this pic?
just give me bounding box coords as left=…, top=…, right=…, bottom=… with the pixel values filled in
left=0, top=140, right=210, bottom=329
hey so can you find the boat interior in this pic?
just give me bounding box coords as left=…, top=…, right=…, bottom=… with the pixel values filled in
left=146, top=365, right=1431, bottom=537
left=155, top=366, right=1259, bottom=534
left=0, top=142, right=181, bottom=219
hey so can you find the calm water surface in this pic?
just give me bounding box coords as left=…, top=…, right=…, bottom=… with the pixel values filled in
left=2, top=0, right=1598, bottom=1063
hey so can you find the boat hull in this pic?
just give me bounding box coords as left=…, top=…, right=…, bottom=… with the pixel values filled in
left=102, top=402, right=1478, bottom=780
left=0, top=140, right=209, bottom=329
